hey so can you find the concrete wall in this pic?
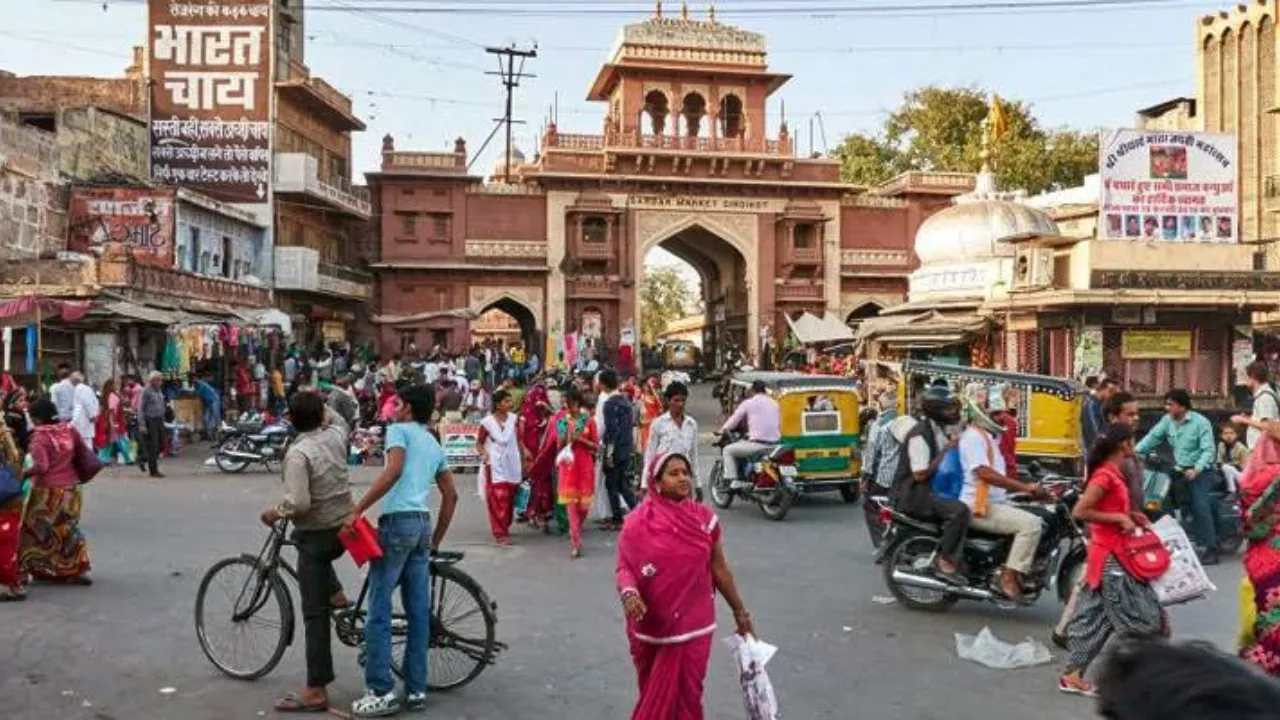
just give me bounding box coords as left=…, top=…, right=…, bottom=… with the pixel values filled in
left=0, top=117, right=66, bottom=261
left=174, top=200, right=268, bottom=281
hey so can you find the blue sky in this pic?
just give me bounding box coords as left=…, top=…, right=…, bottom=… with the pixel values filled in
left=1, top=0, right=1219, bottom=178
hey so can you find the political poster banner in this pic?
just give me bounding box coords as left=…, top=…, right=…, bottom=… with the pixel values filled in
left=1098, top=129, right=1237, bottom=243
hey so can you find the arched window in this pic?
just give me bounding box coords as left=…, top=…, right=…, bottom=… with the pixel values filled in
left=682, top=92, right=707, bottom=138
left=719, top=94, right=744, bottom=139
left=644, top=90, right=669, bottom=136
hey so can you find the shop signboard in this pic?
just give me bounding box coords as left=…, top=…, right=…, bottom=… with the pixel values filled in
left=147, top=0, right=273, bottom=203
left=1121, top=330, right=1192, bottom=360
left=68, top=187, right=176, bottom=266
left=1098, top=129, right=1237, bottom=243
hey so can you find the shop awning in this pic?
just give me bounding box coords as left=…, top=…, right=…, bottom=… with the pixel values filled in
left=854, top=310, right=989, bottom=349
left=784, top=312, right=856, bottom=345
left=0, top=296, right=91, bottom=325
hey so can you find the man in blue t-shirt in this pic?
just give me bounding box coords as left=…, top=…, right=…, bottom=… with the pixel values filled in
left=192, top=374, right=222, bottom=441
left=347, top=385, right=459, bottom=717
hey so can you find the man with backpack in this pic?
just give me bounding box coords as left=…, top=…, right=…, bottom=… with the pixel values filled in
left=891, top=387, right=970, bottom=584
left=1244, top=361, right=1279, bottom=449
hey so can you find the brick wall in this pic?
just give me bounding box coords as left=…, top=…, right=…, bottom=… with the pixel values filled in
left=0, top=75, right=145, bottom=119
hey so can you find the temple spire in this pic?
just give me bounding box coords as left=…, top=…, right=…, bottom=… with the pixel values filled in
left=709, top=2, right=716, bottom=21
left=655, top=0, right=662, bottom=18
left=681, top=1, right=689, bottom=20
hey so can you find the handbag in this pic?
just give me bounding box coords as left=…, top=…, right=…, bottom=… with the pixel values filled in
left=71, top=431, right=104, bottom=484
left=1115, top=528, right=1172, bottom=581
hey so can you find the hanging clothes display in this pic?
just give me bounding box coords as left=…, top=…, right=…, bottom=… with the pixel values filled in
left=24, top=325, right=35, bottom=374
left=2, top=327, right=11, bottom=373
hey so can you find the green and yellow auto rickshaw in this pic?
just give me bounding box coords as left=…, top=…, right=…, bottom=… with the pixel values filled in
left=711, top=372, right=862, bottom=520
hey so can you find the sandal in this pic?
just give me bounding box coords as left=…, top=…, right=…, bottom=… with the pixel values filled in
left=274, top=692, right=328, bottom=713
left=1058, top=674, right=1098, bottom=697
left=0, top=586, right=25, bottom=602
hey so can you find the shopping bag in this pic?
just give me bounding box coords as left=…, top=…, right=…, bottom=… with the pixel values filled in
left=514, top=481, right=531, bottom=515
left=725, top=634, right=779, bottom=720
left=1239, top=576, right=1258, bottom=651
left=930, top=448, right=963, bottom=500
left=1149, top=515, right=1216, bottom=605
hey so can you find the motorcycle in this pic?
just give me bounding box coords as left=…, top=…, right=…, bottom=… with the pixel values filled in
left=213, top=419, right=295, bottom=474
left=878, top=478, right=1086, bottom=612
left=708, top=431, right=797, bottom=521
left=1142, top=452, right=1245, bottom=555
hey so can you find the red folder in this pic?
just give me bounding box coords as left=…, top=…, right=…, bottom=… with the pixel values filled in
left=339, top=516, right=383, bottom=567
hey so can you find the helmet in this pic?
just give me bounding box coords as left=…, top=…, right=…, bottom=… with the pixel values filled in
left=920, top=387, right=961, bottom=425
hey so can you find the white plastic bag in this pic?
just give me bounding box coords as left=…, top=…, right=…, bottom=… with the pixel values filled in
left=1150, top=515, right=1217, bottom=605
left=955, top=626, right=1052, bottom=669
left=725, top=634, right=779, bottom=720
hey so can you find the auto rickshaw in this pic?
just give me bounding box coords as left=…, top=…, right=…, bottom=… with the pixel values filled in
left=897, top=361, right=1086, bottom=477
left=713, top=371, right=862, bottom=520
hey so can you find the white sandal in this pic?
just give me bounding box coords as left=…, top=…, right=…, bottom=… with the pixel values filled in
left=352, top=690, right=401, bottom=718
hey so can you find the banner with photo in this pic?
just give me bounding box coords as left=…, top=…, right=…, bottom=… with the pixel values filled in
left=147, top=0, right=273, bottom=203
left=1098, top=129, right=1237, bottom=243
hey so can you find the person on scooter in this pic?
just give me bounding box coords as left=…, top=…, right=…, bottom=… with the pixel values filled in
left=891, top=387, right=969, bottom=584
left=718, top=380, right=781, bottom=491
left=1134, top=388, right=1221, bottom=565
left=958, top=399, right=1046, bottom=603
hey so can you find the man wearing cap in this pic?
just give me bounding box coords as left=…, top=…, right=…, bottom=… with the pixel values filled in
left=463, top=379, right=491, bottom=418
left=718, top=379, right=782, bottom=491
left=138, top=371, right=168, bottom=478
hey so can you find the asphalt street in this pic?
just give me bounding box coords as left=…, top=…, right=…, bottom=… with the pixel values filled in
left=0, top=386, right=1244, bottom=720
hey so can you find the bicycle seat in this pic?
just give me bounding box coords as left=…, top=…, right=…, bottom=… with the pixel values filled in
left=431, top=550, right=464, bottom=564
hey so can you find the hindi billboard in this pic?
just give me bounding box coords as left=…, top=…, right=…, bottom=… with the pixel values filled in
left=1098, top=129, right=1237, bottom=243
left=147, top=0, right=272, bottom=203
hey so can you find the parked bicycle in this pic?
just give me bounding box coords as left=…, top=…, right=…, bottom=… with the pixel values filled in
left=194, top=520, right=504, bottom=691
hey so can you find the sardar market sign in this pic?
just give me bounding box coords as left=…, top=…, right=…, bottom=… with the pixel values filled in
left=628, top=195, right=773, bottom=212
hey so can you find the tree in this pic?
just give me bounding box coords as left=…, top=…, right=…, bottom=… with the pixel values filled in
left=640, top=266, right=696, bottom=345
left=834, top=86, right=1099, bottom=196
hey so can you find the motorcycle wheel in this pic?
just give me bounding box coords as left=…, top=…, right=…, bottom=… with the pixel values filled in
left=882, top=536, right=959, bottom=612
left=709, top=461, right=734, bottom=509
left=214, top=438, right=253, bottom=474
left=757, top=485, right=794, bottom=522
left=839, top=482, right=860, bottom=504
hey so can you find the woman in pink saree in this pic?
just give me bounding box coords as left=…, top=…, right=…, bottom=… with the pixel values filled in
left=616, top=452, right=754, bottom=719
left=1232, top=414, right=1280, bottom=675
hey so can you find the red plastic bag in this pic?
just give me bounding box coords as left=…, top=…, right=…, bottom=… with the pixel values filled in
left=339, top=517, right=383, bottom=567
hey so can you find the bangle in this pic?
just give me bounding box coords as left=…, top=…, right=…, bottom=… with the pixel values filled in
left=620, top=588, right=639, bottom=602
left=733, top=609, right=751, bottom=619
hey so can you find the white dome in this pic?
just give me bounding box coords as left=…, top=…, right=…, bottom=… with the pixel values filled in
left=914, top=198, right=1059, bottom=267
left=488, top=147, right=526, bottom=182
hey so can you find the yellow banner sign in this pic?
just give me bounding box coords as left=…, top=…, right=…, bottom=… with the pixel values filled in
left=1121, top=330, right=1192, bottom=360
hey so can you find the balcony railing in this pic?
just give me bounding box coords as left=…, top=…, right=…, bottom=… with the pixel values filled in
left=274, top=153, right=371, bottom=218
left=99, top=255, right=271, bottom=308
left=789, top=246, right=822, bottom=264
left=275, top=246, right=372, bottom=301
left=543, top=130, right=794, bottom=156
left=776, top=283, right=823, bottom=301
left=382, top=150, right=467, bottom=173
left=577, top=241, right=614, bottom=260
left=566, top=276, right=620, bottom=297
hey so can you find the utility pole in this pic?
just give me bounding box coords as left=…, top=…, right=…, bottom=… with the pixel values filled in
left=485, top=44, right=537, bottom=183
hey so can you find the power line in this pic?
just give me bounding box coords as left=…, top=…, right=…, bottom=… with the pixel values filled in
left=484, top=44, right=538, bottom=183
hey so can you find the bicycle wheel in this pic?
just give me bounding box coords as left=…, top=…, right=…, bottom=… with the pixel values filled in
left=428, top=565, right=497, bottom=691
left=195, top=556, right=294, bottom=680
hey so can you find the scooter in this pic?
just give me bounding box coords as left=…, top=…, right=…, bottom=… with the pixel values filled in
left=708, top=431, right=798, bottom=521
left=878, top=478, right=1086, bottom=612
left=1143, top=452, right=1245, bottom=555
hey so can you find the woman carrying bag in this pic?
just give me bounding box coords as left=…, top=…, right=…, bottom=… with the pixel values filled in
left=1059, top=423, right=1166, bottom=696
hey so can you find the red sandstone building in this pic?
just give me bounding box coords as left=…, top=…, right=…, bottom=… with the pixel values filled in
left=367, top=9, right=971, bottom=365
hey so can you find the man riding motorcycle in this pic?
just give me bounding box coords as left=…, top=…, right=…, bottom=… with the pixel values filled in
left=890, top=387, right=970, bottom=584
left=718, top=380, right=782, bottom=491
left=958, top=399, right=1046, bottom=603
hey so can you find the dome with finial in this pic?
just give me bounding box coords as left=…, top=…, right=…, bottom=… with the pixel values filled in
left=908, top=110, right=1063, bottom=302
left=487, top=146, right=526, bottom=184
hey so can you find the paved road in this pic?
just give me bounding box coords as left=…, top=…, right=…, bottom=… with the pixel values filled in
left=1, top=386, right=1243, bottom=720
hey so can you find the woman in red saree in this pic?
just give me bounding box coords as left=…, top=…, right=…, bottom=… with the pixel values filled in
left=616, top=452, right=754, bottom=720
left=518, top=384, right=552, bottom=528
left=20, top=398, right=91, bottom=585
left=1232, top=414, right=1280, bottom=675
left=0, top=400, right=27, bottom=601
left=556, top=388, right=597, bottom=558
